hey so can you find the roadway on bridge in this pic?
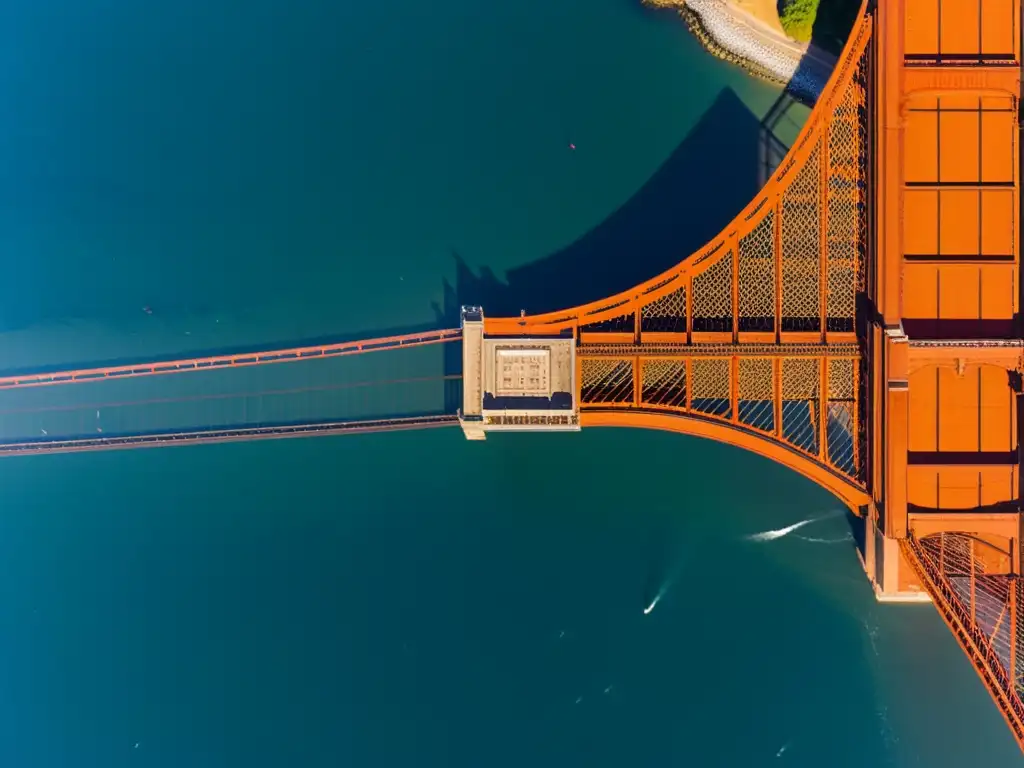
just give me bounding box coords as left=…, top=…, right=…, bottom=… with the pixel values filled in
left=0, top=341, right=458, bottom=449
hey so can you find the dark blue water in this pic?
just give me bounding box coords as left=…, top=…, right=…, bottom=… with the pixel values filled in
left=0, top=1, right=1019, bottom=766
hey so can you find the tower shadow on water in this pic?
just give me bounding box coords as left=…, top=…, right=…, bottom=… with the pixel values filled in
left=435, top=87, right=772, bottom=325
left=434, top=87, right=791, bottom=407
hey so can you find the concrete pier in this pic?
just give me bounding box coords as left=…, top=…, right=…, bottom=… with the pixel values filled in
left=458, top=306, right=580, bottom=440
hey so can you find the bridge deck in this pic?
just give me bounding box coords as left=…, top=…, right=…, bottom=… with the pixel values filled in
left=0, top=341, right=459, bottom=454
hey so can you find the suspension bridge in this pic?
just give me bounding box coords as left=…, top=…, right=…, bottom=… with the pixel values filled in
left=2, top=0, right=1023, bottom=751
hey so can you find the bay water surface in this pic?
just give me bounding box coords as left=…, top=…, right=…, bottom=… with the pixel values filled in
left=0, top=0, right=1019, bottom=766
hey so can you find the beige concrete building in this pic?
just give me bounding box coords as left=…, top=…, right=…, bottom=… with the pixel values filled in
left=458, top=307, right=580, bottom=440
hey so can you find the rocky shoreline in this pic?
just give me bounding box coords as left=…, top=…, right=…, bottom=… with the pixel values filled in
left=645, top=0, right=832, bottom=104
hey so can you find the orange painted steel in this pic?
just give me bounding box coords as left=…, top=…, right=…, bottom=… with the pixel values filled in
left=0, top=414, right=459, bottom=456
left=479, top=0, right=1024, bottom=751
left=0, top=328, right=461, bottom=390
left=0, top=0, right=1016, bottom=752
left=578, top=347, right=863, bottom=495
left=869, top=0, right=1024, bottom=751
left=901, top=534, right=1024, bottom=747
left=485, top=1, right=874, bottom=501
left=874, top=0, right=1022, bottom=540
left=0, top=374, right=463, bottom=418
left=484, top=5, right=872, bottom=339
left=582, top=410, right=869, bottom=509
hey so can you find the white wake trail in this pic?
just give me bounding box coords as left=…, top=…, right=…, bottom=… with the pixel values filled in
left=795, top=533, right=854, bottom=544
left=746, top=518, right=817, bottom=542
left=643, top=593, right=662, bottom=615
left=643, top=577, right=676, bottom=615
left=745, top=510, right=843, bottom=543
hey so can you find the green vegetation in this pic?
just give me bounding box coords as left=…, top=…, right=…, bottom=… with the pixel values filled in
left=777, top=0, right=818, bottom=43
left=777, top=0, right=861, bottom=55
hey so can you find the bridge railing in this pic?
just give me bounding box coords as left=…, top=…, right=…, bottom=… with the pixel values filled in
left=0, top=335, right=462, bottom=454
left=474, top=2, right=874, bottom=503
left=901, top=533, right=1024, bottom=750
left=0, top=415, right=460, bottom=457
left=575, top=346, right=862, bottom=485
left=484, top=0, right=872, bottom=336
left=0, top=328, right=461, bottom=390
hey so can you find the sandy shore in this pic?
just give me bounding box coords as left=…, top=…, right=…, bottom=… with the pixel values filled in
left=646, top=0, right=837, bottom=103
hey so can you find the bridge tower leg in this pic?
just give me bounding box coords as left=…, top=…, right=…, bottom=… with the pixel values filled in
left=866, top=0, right=1024, bottom=603
left=862, top=0, right=926, bottom=602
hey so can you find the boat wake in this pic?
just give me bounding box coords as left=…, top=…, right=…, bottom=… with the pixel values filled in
left=745, top=510, right=844, bottom=543
left=643, top=572, right=679, bottom=615
left=643, top=591, right=664, bottom=615
left=794, top=533, right=854, bottom=544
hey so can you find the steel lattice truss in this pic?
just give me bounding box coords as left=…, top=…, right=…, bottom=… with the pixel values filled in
left=903, top=534, right=1024, bottom=745
left=489, top=14, right=873, bottom=494
left=485, top=0, right=1024, bottom=752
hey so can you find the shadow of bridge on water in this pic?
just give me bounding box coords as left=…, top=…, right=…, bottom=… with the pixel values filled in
left=0, top=6, right=865, bottom=448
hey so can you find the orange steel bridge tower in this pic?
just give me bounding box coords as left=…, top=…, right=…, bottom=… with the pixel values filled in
left=458, top=0, right=1024, bottom=748
left=0, top=0, right=1021, bottom=751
